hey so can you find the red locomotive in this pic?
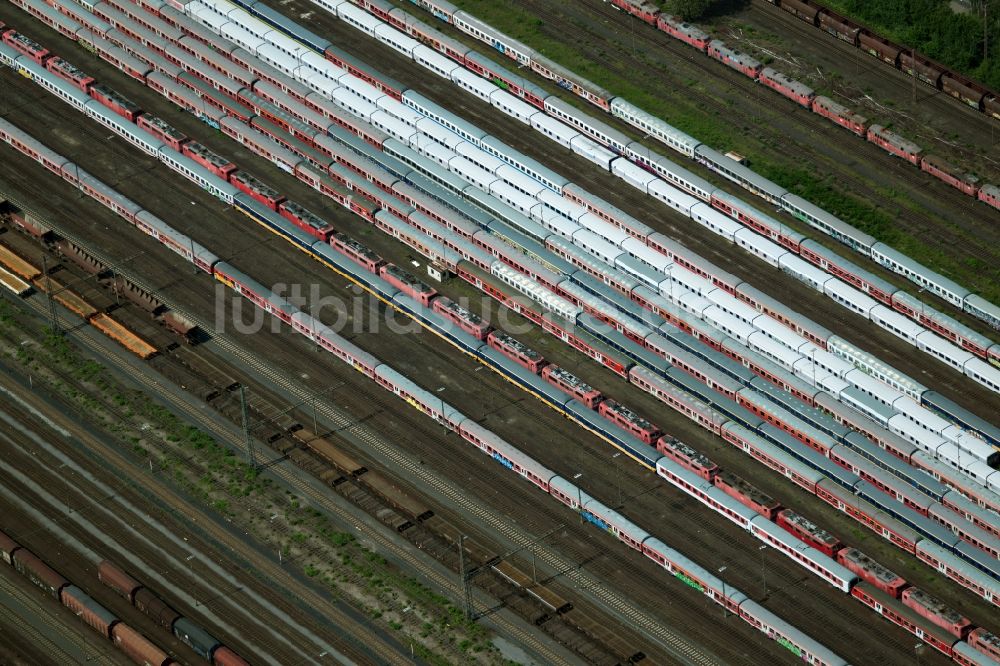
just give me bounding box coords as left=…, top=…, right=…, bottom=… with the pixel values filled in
left=137, top=115, right=189, bottom=151
left=278, top=200, right=335, bottom=242
left=88, top=84, right=143, bottom=122
left=656, top=437, right=719, bottom=481
left=379, top=264, right=438, bottom=307
left=181, top=142, right=238, bottom=180
left=713, top=471, right=782, bottom=520
left=598, top=399, right=661, bottom=445
left=1, top=29, right=51, bottom=64
left=542, top=365, right=603, bottom=408
left=331, top=233, right=385, bottom=273
left=777, top=509, right=843, bottom=557
left=45, top=57, right=95, bottom=92
left=487, top=330, right=546, bottom=373
left=900, top=587, right=972, bottom=639
left=835, top=548, right=907, bottom=598
left=432, top=296, right=491, bottom=340
left=230, top=170, right=286, bottom=210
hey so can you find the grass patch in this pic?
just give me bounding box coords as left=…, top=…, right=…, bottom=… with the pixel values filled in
left=0, top=302, right=506, bottom=663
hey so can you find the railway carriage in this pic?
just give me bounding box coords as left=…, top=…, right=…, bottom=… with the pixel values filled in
left=2, top=29, right=51, bottom=63
left=656, top=15, right=710, bottom=50
left=899, top=52, right=946, bottom=88
left=748, top=516, right=857, bottom=592
left=758, top=67, right=815, bottom=107
left=706, top=40, right=762, bottom=78
left=609, top=0, right=659, bottom=24
left=942, top=72, right=988, bottom=109
left=817, top=9, right=860, bottom=44
left=836, top=548, right=907, bottom=597
left=858, top=31, right=901, bottom=65
left=850, top=582, right=956, bottom=656
left=810, top=96, right=869, bottom=136
left=866, top=125, right=922, bottom=165
left=920, top=155, right=980, bottom=196
left=452, top=11, right=532, bottom=66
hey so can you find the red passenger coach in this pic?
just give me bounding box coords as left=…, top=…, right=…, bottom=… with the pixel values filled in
left=231, top=171, right=285, bottom=210
left=776, top=509, right=842, bottom=557
left=2, top=30, right=51, bottom=64
left=45, top=58, right=95, bottom=92
left=721, top=425, right=821, bottom=491
left=598, top=400, right=661, bottom=444
left=547, top=317, right=630, bottom=379
left=656, top=437, right=718, bottom=480
left=900, top=588, right=972, bottom=639
left=487, top=330, right=546, bottom=373
left=836, top=548, right=908, bottom=598
left=379, top=264, right=438, bottom=306
left=713, top=471, right=782, bottom=519
left=323, top=45, right=404, bottom=100
left=349, top=195, right=379, bottom=223
left=182, top=141, right=237, bottom=179
left=462, top=52, right=546, bottom=109
left=542, top=365, right=603, bottom=408
left=356, top=0, right=394, bottom=22
left=710, top=192, right=802, bottom=251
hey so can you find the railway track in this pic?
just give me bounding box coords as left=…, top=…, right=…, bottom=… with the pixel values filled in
left=0, top=571, right=119, bottom=665
left=0, top=393, right=372, bottom=665
left=128, top=282, right=708, bottom=666
left=0, top=176, right=759, bottom=664
left=749, top=0, right=1000, bottom=144
left=2, top=186, right=941, bottom=666
left=0, top=102, right=956, bottom=664
left=0, top=225, right=610, bottom=663
left=511, top=0, right=999, bottom=274
left=745, top=2, right=1000, bottom=201
left=342, top=1, right=1000, bottom=410
left=0, top=303, right=407, bottom=665
left=0, top=49, right=780, bottom=656
left=0, top=11, right=984, bottom=660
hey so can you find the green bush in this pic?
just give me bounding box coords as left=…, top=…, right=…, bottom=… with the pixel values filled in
left=823, top=0, right=1000, bottom=89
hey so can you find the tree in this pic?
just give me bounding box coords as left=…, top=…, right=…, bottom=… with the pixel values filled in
left=663, top=0, right=716, bottom=21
